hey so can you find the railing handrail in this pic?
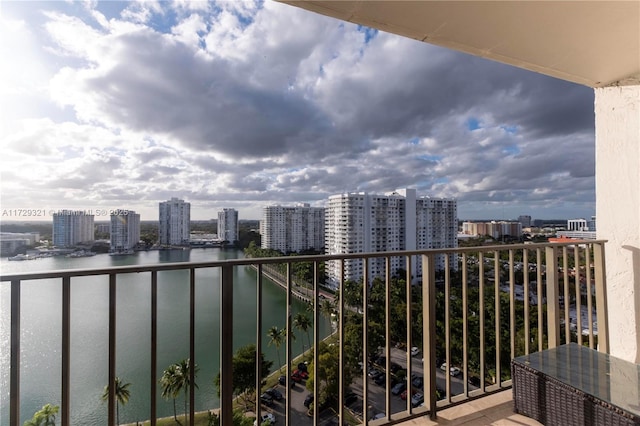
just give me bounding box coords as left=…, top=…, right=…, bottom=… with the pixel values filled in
left=0, top=240, right=607, bottom=282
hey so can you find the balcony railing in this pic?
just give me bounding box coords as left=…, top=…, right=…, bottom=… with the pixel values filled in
left=1, top=240, right=608, bottom=426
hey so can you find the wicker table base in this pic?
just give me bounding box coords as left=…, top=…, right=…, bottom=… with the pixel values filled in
left=512, top=344, right=640, bottom=426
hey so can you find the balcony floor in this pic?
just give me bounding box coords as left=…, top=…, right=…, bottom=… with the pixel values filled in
left=397, top=390, right=542, bottom=426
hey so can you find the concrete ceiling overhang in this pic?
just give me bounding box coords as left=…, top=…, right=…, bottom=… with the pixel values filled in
left=278, top=1, right=640, bottom=88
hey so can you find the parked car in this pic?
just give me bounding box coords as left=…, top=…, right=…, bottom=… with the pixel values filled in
left=374, top=373, right=386, bottom=386
left=254, top=412, right=276, bottom=426
left=260, top=393, right=274, bottom=407
left=265, top=387, right=283, bottom=401
left=411, top=392, right=424, bottom=407
left=303, top=393, right=314, bottom=408
left=371, top=413, right=385, bottom=420
left=297, top=362, right=308, bottom=372
left=368, top=367, right=383, bottom=379
left=345, top=391, right=358, bottom=405
left=391, top=381, right=406, bottom=395
left=411, top=375, right=423, bottom=389
left=389, top=362, right=402, bottom=374
left=293, top=369, right=309, bottom=380
left=410, top=346, right=420, bottom=356
left=440, top=363, right=461, bottom=376
left=278, top=375, right=286, bottom=385
left=400, top=388, right=418, bottom=400
left=291, top=372, right=303, bottom=383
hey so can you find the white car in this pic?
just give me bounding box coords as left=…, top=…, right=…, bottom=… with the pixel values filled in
left=254, top=413, right=276, bottom=426
left=410, top=346, right=420, bottom=356
left=440, top=363, right=461, bottom=376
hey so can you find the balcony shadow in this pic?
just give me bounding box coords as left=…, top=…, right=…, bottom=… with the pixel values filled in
left=427, top=391, right=541, bottom=425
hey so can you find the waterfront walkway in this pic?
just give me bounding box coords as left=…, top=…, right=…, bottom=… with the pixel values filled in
left=250, top=264, right=335, bottom=305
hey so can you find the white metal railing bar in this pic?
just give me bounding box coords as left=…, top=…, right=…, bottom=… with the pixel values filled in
left=151, top=271, right=158, bottom=426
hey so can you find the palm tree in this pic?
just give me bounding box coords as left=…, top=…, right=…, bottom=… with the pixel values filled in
left=177, top=358, right=199, bottom=425
left=160, top=359, right=199, bottom=425
left=160, top=364, right=182, bottom=424
left=320, top=298, right=336, bottom=319
left=293, top=312, right=312, bottom=355
left=267, top=326, right=285, bottom=372
left=24, top=404, right=59, bottom=426
left=101, top=377, right=131, bottom=426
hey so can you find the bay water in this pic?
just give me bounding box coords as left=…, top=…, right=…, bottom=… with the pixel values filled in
left=0, top=248, right=330, bottom=425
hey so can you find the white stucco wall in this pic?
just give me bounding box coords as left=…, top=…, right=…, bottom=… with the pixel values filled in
left=595, top=84, right=640, bottom=362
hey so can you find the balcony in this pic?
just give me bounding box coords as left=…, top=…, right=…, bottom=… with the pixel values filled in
left=2, top=240, right=607, bottom=425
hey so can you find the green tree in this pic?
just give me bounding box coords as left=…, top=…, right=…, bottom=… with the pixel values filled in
left=214, top=344, right=273, bottom=410
left=101, top=377, right=131, bottom=426
left=160, top=364, right=182, bottom=424
left=160, top=359, right=199, bottom=425
left=23, top=404, right=59, bottom=426
left=293, top=313, right=312, bottom=355
left=319, top=298, right=336, bottom=321
left=178, top=358, right=199, bottom=425
left=305, top=342, right=353, bottom=409
left=267, top=326, right=285, bottom=372
left=207, top=409, right=255, bottom=426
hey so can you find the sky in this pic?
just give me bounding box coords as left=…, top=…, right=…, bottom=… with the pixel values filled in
left=0, top=0, right=596, bottom=222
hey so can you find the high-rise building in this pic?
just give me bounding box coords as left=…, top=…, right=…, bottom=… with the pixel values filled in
left=518, top=215, right=532, bottom=228
left=96, top=224, right=110, bottom=234
left=217, top=208, right=239, bottom=243
left=159, top=198, right=191, bottom=246
left=325, top=188, right=457, bottom=288
left=52, top=210, right=95, bottom=247
left=260, top=204, right=325, bottom=253
left=110, top=210, right=140, bottom=252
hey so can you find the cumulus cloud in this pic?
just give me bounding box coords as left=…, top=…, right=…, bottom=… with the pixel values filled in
left=0, top=0, right=595, bottom=220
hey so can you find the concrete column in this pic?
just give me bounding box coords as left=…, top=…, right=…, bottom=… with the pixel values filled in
left=595, top=84, right=640, bottom=362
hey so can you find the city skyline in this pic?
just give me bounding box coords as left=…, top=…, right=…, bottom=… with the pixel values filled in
left=2, top=1, right=596, bottom=222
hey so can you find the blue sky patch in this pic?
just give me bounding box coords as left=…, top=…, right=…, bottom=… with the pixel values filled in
left=417, top=154, right=443, bottom=162
left=501, top=125, right=518, bottom=134
left=357, top=25, right=378, bottom=43
left=466, top=117, right=481, bottom=130
left=502, top=145, right=521, bottom=155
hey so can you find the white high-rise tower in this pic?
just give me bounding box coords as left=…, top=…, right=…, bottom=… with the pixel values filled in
left=260, top=204, right=325, bottom=253
left=52, top=211, right=95, bottom=247
left=110, top=210, right=140, bottom=252
left=159, top=198, right=191, bottom=246
left=217, top=208, right=239, bottom=243
left=324, top=189, right=457, bottom=288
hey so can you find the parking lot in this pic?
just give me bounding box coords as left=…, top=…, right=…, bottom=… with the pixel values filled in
left=256, top=347, right=473, bottom=424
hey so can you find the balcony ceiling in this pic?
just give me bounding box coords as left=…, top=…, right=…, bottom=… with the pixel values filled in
left=278, top=1, right=640, bottom=88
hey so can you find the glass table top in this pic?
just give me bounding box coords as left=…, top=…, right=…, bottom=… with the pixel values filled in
left=514, top=343, right=640, bottom=417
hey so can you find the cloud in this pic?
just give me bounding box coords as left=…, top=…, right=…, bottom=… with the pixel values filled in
left=0, top=0, right=596, bottom=221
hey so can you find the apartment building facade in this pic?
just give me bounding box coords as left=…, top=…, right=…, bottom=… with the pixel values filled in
left=217, top=208, right=239, bottom=243
left=461, top=221, right=523, bottom=239
left=52, top=211, right=95, bottom=247
left=158, top=198, right=190, bottom=246
left=325, top=188, right=457, bottom=288
left=110, top=210, right=140, bottom=251
left=260, top=204, right=325, bottom=253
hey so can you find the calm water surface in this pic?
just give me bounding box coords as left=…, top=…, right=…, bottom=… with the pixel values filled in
left=0, top=248, right=330, bottom=425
